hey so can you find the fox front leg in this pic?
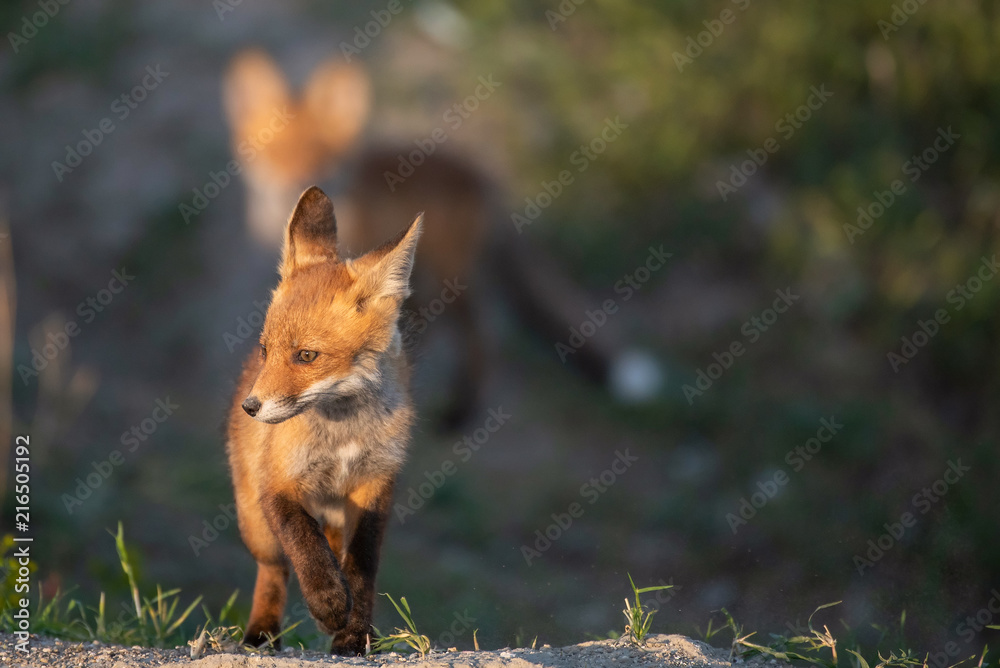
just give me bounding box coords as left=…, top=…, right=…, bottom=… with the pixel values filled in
left=262, top=493, right=353, bottom=635
left=244, top=561, right=289, bottom=647
left=331, top=479, right=395, bottom=656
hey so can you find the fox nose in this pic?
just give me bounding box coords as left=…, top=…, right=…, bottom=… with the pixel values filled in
left=242, top=396, right=261, bottom=417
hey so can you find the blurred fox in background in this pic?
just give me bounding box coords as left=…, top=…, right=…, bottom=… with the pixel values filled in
left=222, top=49, right=661, bottom=426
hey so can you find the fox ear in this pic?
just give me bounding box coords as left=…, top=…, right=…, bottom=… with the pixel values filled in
left=223, top=49, right=291, bottom=140
left=280, top=187, right=338, bottom=278
left=303, top=59, right=371, bottom=156
left=353, top=214, right=423, bottom=300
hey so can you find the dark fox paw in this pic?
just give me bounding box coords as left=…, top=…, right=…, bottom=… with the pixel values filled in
left=331, top=629, right=369, bottom=656
left=306, top=579, right=353, bottom=635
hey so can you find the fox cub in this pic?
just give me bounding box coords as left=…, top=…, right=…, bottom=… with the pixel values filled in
left=226, top=186, right=421, bottom=655
left=224, top=49, right=489, bottom=426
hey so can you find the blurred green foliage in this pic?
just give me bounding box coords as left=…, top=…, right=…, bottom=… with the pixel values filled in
left=418, top=0, right=1000, bottom=649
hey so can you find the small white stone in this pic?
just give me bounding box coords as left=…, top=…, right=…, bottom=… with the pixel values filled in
left=609, top=349, right=665, bottom=403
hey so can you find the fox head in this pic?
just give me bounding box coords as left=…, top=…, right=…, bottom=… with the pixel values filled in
left=223, top=49, right=371, bottom=247
left=242, top=187, right=422, bottom=424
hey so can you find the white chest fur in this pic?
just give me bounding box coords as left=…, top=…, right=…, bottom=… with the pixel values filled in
left=287, top=437, right=366, bottom=499
left=268, top=390, right=410, bottom=529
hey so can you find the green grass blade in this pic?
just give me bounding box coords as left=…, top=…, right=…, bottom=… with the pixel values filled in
left=634, top=585, right=672, bottom=594
left=807, top=602, right=842, bottom=632
left=218, top=590, right=239, bottom=623
left=165, top=595, right=203, bottom=637
left=847, top=648, right=872, bottom=668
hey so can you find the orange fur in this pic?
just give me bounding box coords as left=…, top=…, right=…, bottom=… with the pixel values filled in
left=222, top=50, right=489, bottom=426
left=226, top=187, right=420, bottom=655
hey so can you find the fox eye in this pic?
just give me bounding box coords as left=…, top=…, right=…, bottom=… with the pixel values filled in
left=297, top=350, right=318, bottom=363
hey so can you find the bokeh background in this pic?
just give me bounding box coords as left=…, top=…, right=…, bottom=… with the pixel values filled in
left=1, top=0, right=999, bottom=657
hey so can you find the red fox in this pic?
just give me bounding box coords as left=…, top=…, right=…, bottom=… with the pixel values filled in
left=223, top=50, right=662, bottom=425
left=226, top=186, right=420, bottom=655
left=224, top=50, right=491, bottom=425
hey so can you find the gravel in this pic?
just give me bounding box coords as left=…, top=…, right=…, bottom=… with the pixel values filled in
left=0, top=635, right=188, bottom=667
left=2, top=633, right=769, bottom=668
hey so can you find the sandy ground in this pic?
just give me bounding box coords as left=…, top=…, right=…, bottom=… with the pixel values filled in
left=0, top=632, right=764, bottom=668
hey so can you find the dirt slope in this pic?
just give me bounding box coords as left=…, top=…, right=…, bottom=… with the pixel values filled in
left=2, top=633, right=749, bottom=668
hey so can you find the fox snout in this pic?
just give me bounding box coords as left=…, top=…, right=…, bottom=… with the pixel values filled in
left=241, top=392, right=300, bottom=424
left=240, top=375, right=312, bottom=422
left=242, top=396, right=262, bottom=417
